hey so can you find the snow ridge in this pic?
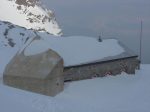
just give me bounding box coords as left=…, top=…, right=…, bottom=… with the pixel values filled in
left=0, top=0, right=62, bottom=36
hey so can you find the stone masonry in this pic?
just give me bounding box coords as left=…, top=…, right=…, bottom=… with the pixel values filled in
left=3, top=49, right=64, bottom=96
left=64, top=57, right=140, bottom=81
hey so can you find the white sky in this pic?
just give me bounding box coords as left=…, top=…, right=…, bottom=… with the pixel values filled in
left=42, top=0, right=150, bottom=63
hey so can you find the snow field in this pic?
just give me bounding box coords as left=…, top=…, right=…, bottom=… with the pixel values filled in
left=0, top=65, right=150, bottom=112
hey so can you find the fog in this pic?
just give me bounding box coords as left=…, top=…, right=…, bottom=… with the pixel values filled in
left=42, top=0, right=150, bottom=63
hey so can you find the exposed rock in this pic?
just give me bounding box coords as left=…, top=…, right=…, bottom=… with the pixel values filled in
left=15, top=0, right=39, bottom=7
left=0, top=21, right=36, bottom=48
left=3, top=46, right=64, bottom=96
left=0, top=0, right=62, bottom=36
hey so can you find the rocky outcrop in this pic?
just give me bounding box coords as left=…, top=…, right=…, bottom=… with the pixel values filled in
left=0, top=21, right=35, bottom=48
left=0, top=0, right=62, bottom=36
left=15, top=0, right=39, bottom=7
left=3, top=47, right=64, bottom=96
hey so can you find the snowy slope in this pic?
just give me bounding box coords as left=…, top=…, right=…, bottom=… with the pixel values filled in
left=24, top=35, right=125, bottom=67
left=0, top=64, right=150, bottom=112
left=0, top=21, right=36, bottom=74
left=0, top=0, right=62, bottom=36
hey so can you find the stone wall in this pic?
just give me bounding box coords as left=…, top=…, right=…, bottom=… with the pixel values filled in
left=64, top=57, right=140, bottom=81
left=3, top=49, right=64, bottom=96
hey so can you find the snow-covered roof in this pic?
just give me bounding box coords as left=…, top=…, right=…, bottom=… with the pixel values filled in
left=24, top=35, right=125, bottom=67
left=0, top=20, right=137, bottom=74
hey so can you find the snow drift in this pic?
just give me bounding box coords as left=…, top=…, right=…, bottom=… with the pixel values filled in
left=0, top=64, right=150, bottom=112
